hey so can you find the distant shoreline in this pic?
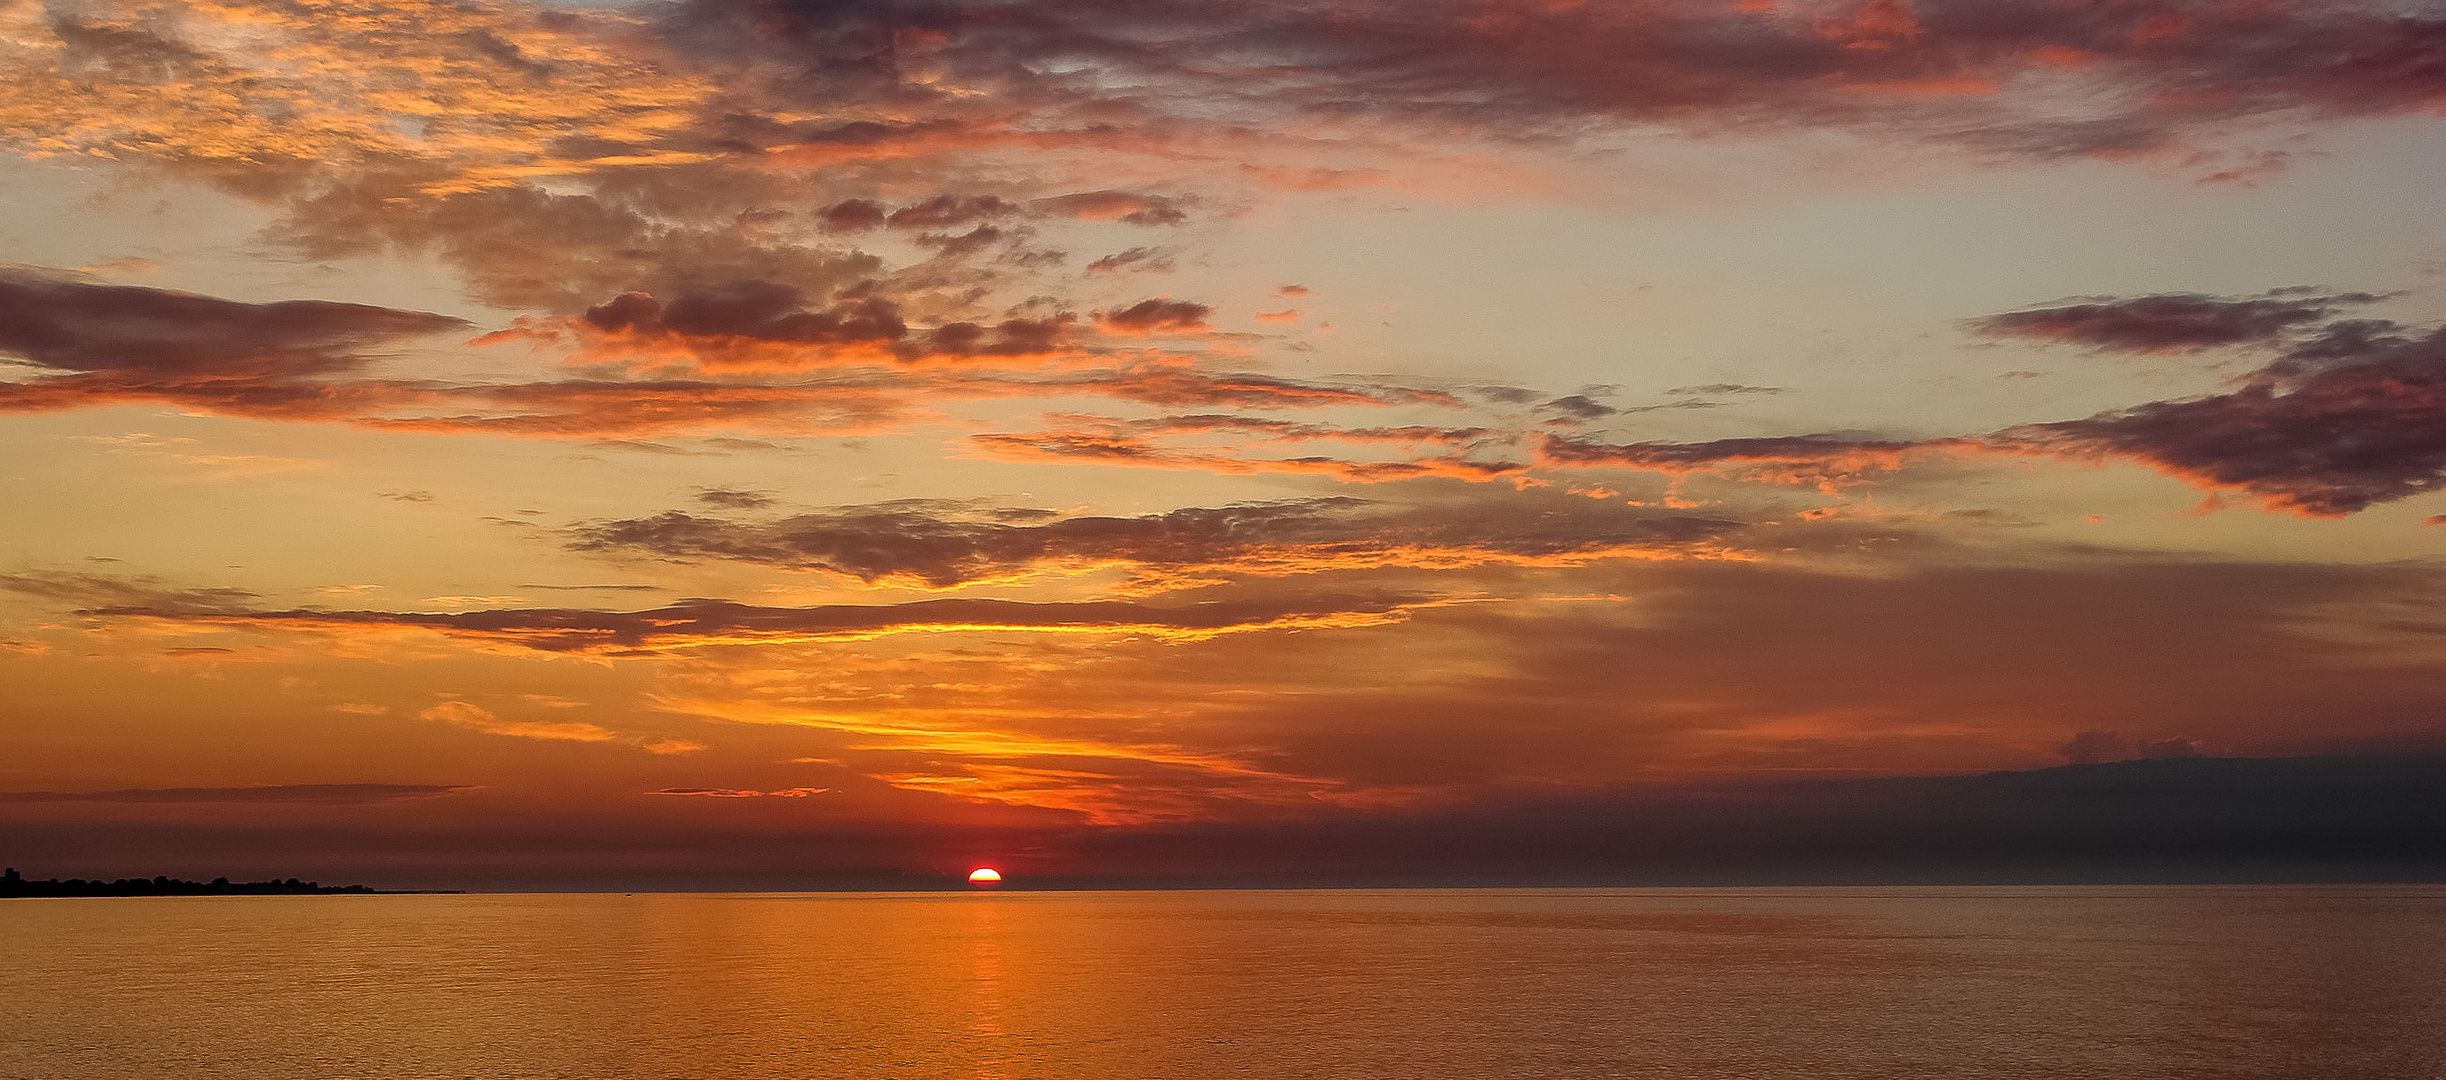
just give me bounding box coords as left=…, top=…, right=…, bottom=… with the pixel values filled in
left=1, top=868, right=457, bottom=897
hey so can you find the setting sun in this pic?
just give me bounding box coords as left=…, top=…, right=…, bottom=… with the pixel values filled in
left=967, top=868, right=1003, bottom=885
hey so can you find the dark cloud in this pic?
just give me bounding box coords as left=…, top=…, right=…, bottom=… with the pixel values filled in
left=1032, top=192, right=1188, bottom=226
left=886, top=195, right=1019, bottom=229
left=76, top=594, right=1434, bottom=654
left=907, top=312, right=1073, bottom=358
left=0, top=373, right=900, bottom=438
left=1539, top=432, right=1936, bottom=494
left=0, top=347, right=1446, bottom=438
left=19, top=0, right=2446, bottom=377
left=970, top=428, right=1526, bottom=483
left=2060, top=729, right=2133, bottom=765
left=1665, top=384, right=1786, bottom=396
left=695, top=487, right=778, bottom=510
left=912, top=223, right=1006, bottom=259
left=647, top=786, right=829, bottom=798
left=0, top=784, right=473, bottom=804
left=1061, top=754, right=2446, bottom=884
left=2001, top=320, right=2446, bottom=515
left=1471, top=385, right=1544, bottom=405
left=570, top=494, right=1746, bottom=587
left=1069, top=413, right=1492, bottom=447
left=1097, top=298, right=1211, bottom=335
left=561, top=281, right=1095, bottom=364
left=1968, top=289, right=2385, bottom=354
left=664, top=0, right=2446, bottom=162
left=815, top=198, right=889, bottom=232
left=0, top=265, right=1441, bottom=435
left=0, top=268, right=466, bottom=376
left=1084, top=247, right=1177, bottom=275
left=1537, top=394, right=1617, bottom=424
left=1541, top=295, right=2446, bottom=517
left=517, top=584, right=667, bottom=592
left=2140, top=737, right=2205, bottom=760
left=270, top=179, right=892, bottom=315
left=0, top=570, right=259, bottom=613
left=12, top=754, right=2445, bottom=887
left=1025, top=368, right=1461, bottom=409
left=582, top=282, right=906, bottom=346
left=1542, top=433, right=1925, bottom=468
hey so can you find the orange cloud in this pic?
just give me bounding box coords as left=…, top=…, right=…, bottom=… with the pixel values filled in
left=419, top=701, right=618, bottom=743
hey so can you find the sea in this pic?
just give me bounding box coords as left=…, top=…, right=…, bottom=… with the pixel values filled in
left=4, top=886, right=2443, bottom=1079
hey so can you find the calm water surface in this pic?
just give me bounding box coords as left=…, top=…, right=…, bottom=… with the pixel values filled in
left=4, top=886, right=2443, bottom=1079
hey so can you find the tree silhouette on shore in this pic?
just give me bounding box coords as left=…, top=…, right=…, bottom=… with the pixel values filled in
left=1, top=866, right=397, bottom=897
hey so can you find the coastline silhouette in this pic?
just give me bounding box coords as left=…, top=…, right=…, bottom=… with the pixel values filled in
left=0, top=867, right=446, bottom=897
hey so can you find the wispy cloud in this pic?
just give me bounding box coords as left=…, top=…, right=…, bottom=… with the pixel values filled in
left=0, top=784, right=472, bottom=804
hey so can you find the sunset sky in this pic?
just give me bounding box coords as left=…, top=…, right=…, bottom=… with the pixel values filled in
left=4, top=0, right=2444, bottom=886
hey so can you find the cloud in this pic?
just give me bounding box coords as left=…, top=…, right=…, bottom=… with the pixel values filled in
left=971, top=428, right=1527, bottom=484
left=2140, top=736, right=2204, bottom=760
left=1019, top=368, right=1461, bottom=410
left=581, top=283, right=906, bottom=349
left=648, top=787, right=830, bottom=798
left=420, top=701, right=620, bottom=742
left=1053, top=754, right=2446, bottom=883
left=654, top=0, right=2446, bottom=164
left=0, top=268, right=467, bottom=376
left=643, top=739, right=708, bottom=755
left=0, top=350, right=1452, bottom=442
left=530, top=282, right=1254, bottom=370
left=1097, top=298, right=1212, bottom=335
left=12, top=0, right=2445, bottom=366
left=0, top=784, right=472, bottom=804
left=613, top=552, right=2446, bottom=824
left=695, top=488, right=777, bottom=510
left=0, top=372, right=909, bottom=439
left=0, top=570, right=258, bottom=613
left=0, top=269, right=1468, bottom=435
left=1547, top=294, right=2446, bottom=517
left=519, top=584, right=667, bottom=592
left=1968, top=289, right=2386, bottom=354
left=1081, top=412, right=1495, bottom=447
left=1084, top=247, right=1177, bottom=275
left=1665, top=384, right=1786, bottom=396
left=2, top=0, right=719, bottom=178
left=76, top=593, right=1438, bottom=654
left=2059, top=729, right=2134, bottom=765
left=1540, top=433, right=1941, bottom=494
left=271, top=176, right=891, bottom=315
left=1032, top=191, right=1188, bottom=226
left=1997, top=315, right=2446, bottom=516
left=815, top=199, right=889, bottom=232
left=570, top=494, right=1750, bottom=588
left=1537, top=395, right=1617, bottom=424
left=886, top=194, right=1020, bottom=230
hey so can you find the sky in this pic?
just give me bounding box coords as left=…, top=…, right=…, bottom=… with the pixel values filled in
left=2, top=0, right=2444, bottom=887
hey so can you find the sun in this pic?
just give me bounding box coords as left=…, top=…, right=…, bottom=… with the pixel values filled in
left=966, top=867, right=1003, bottom=885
